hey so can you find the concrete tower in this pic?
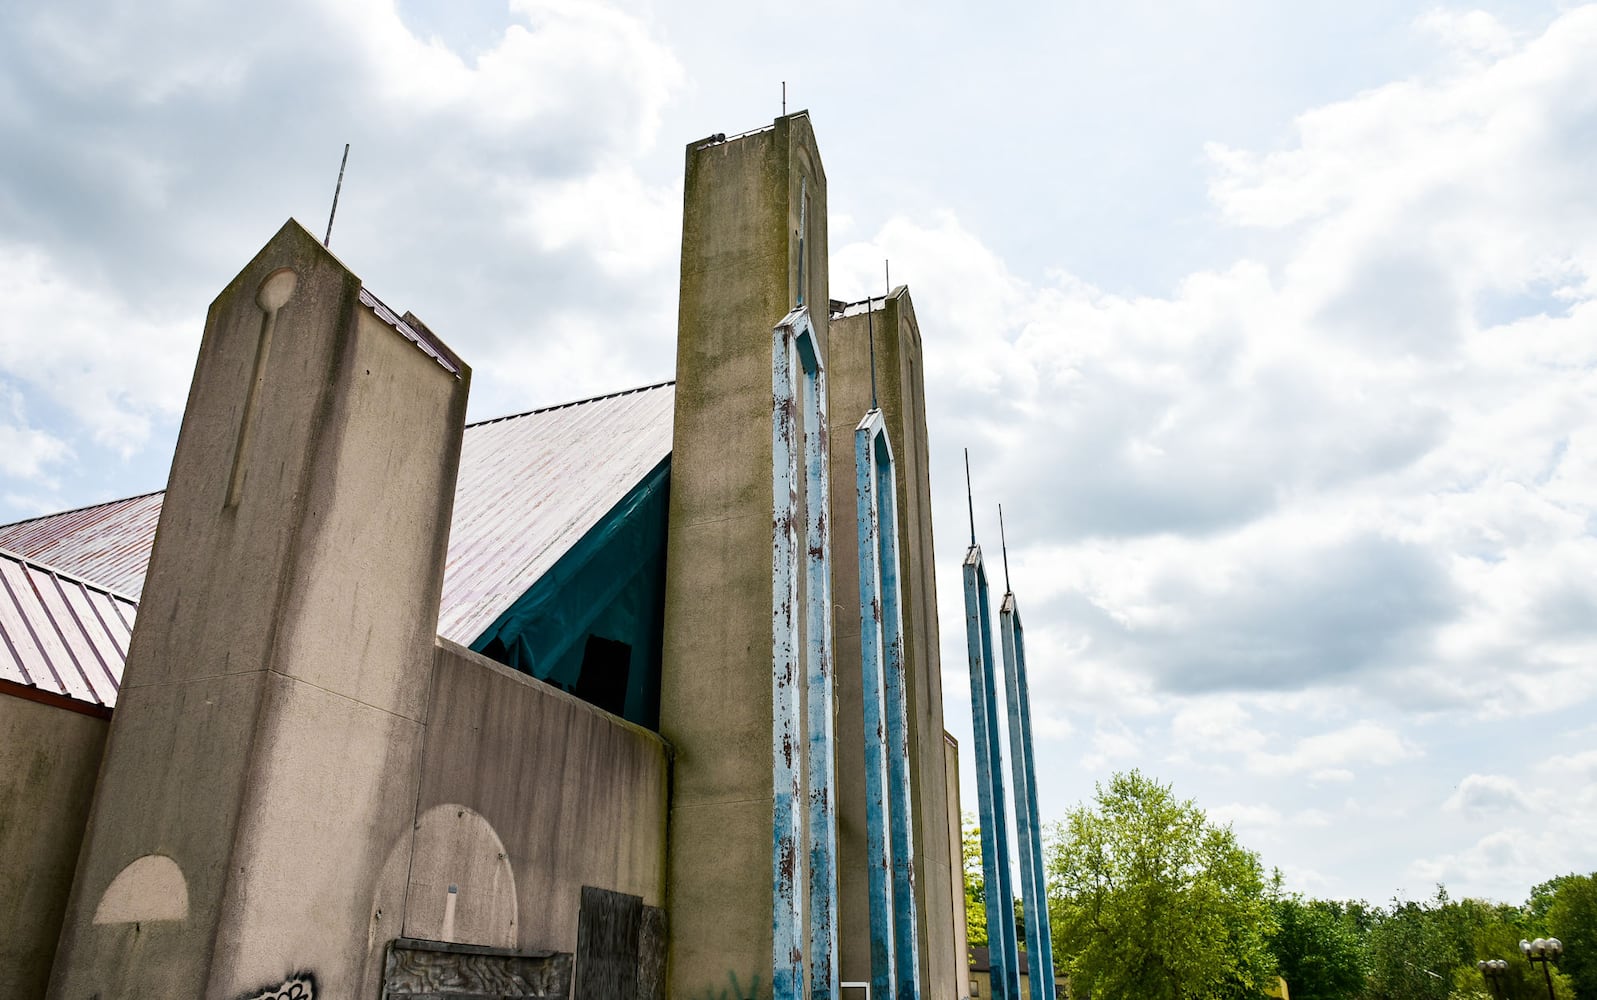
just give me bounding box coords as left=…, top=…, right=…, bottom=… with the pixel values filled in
left=659, top=112, right=829, bottom=997
left=660, top=112, right=962, bottom=999
left=827, top=290, right=962, bottom=999
left=46, top=220, right=470, bottom=999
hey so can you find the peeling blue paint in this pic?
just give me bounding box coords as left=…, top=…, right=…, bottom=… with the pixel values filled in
left=872, top=420, right=921, bottom=1000
left=856, top=411, right=900, bottom=1000
left=964, top=548, right=1020, bottom=1000
left=772, top=306, right=838, bottom=1000
left=1001, top=595, right=1054, bottom=1000
left=772, top=311, right=804, bottom=1000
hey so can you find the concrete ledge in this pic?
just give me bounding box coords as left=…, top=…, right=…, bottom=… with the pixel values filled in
left=432, top=639, right=672, bottom=755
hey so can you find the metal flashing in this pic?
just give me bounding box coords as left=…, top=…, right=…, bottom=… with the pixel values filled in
left=358, top=286, right=463, bottom=377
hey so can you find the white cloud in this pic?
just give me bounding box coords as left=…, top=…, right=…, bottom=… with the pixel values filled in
left=1247, top=721, right=1418, bottom=779
left=1080, top=716, right=1141, bottom=772
left=1291, top=809, right=1332, bottom=828
left=1416, top=9, right=1518, bottom=60
left=833, top=5, right=1597, bottom=723
left=336, top=0, right=684, bottom=151
left=0, top=385, right=71, bottom=483
left=1444, top=773, right=1533, bottom=818
left=0, top=242, right=194, bottom=459
left=1169, top=700, right=1269, bottom=756
left=1211, top=801, right=1284, bottom=831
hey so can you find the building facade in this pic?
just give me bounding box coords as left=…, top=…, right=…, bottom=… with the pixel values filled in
left=0, top=113, right=967, bottom=1000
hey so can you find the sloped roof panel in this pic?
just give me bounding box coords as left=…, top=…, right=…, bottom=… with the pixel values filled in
left=0, top=548, right=134, bottom=708
left=0, top=381, right=676, bottom=658
left=0, top=491, right=164, bottom=599
left=439, top=381, right=675, bottom=643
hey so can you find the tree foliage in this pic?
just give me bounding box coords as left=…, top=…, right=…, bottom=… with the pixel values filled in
left=1358, top=887, right=1574, bottom=1000
left=1268, top=887, right=1366, bottom=1000
left=1046, top=770, right=1277, bottom=1000
left=962, top=812, right=988, bottom=948
left=1547, top=874, right=1597, bottom=1000
left=1028, top=773, right=1595, bottom=1000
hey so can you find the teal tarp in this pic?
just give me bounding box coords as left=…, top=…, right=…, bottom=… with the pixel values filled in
left=471, top=458, right=670, bottom=730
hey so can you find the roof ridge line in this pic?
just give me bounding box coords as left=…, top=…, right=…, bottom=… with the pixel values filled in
left=465, top=378, right=676, bottom=429
left=0, top=489, right=165, bottom=531
left=0, top=544, right=141, bottom=604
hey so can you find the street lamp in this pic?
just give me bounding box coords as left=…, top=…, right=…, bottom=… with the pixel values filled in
left=1478, top=959, right=1510, bottom=1000
left=1520, top=937, right=1564, bottom=1000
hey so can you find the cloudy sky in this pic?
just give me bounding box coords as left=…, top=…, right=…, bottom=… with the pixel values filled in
left=4, top=0, right=1596, bottom=906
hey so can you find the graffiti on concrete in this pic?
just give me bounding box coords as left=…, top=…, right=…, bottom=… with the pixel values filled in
left=235, top=974, right=315, bottom=1000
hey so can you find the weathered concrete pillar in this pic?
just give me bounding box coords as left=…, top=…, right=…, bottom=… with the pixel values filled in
left=827, top=292, right=960, bottom=1000
left=659, top=112, right=828, bottom=999
left=47, top=219, right=470, bottom=1000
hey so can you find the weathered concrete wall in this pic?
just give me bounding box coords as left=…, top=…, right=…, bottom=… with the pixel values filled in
left=0, top=695, right=107, bottom=1000
left=660, top=112, right=828, bottom=998
left=47, top=219, right=470, bottom=1000
left=827, top=290, right=959, bottom=998
left=945, top=731, right=969, bottom=994
left=403, top=640, right=669, bottom=954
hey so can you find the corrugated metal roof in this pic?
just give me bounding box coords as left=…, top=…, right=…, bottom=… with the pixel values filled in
left=439, top=381, right=675, bottom=643
left=0, top=491, right=164, bottom=599
left=0, top=547, right=134, bottom=709
left=0, top=381, right=675, bottom=707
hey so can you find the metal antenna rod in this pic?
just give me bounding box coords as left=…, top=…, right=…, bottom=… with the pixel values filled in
left=885, top=259, right=891, bottom=296
left=965, top=448, right=976, bottom=546
left=867, top=295, right=878, bottom=410
left=999, top=504, right=1012, bottom=594
left=782, top=81, right=787, bottom=116
left=324, top=143, right=350, bottom=248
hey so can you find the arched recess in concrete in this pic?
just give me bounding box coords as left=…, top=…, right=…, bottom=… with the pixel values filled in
left=404, top=804, right=518, bottom=949
left=93, top=854, right=189, bottom=924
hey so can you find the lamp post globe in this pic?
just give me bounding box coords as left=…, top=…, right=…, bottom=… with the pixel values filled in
left=1478, top=958, right=1510, bottom=1000
left=1521, top=936, right=1565, bottom=1000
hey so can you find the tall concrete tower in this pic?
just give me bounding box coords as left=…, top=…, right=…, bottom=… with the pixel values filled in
left=660, top=113, right=962, bottom=999
left=827, top=290, right=961, bottom=999
left=659, top=112, right=829, bottom=997
left=46, top=220, right=470, bottom=999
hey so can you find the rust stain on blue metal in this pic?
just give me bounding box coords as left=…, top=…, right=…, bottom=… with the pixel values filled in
left=800, top=309, right=839, bottom=1000
left=772, top=314, right=804, bottom=1000
left=770, top=305, right=839, bottom=1000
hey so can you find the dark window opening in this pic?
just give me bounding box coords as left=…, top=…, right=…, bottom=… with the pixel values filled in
left=575, top=635, right=631, bottom=717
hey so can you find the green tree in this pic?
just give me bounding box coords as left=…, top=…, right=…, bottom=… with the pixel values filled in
left=1046, top=770, right=1277, bottom=1000
left=1447, top=917, right=1572, bottom=1000
left=963, top=812, right=988, bottom=948
left=1361, top=887, right=1572, bottom=1000
left=1267, top=886, right=1365, bottom=1000
left=1546, top=874, right=1597, bottom=1000
left=1363, top=894, right=1456, bottom=1000
left=962, top=813, right=1026, bottom=955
